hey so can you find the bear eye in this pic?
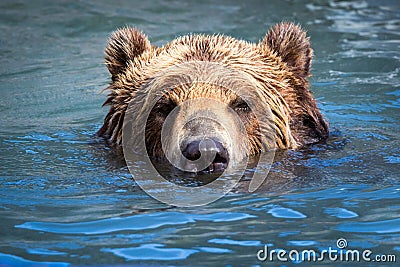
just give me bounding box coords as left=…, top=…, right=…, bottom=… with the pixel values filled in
left=154, top=98, right=176, bottom=116
left=231, top=99, right=250, bottom=112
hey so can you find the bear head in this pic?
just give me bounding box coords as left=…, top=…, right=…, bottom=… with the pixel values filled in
left=98, top=22, right=329, bottom=173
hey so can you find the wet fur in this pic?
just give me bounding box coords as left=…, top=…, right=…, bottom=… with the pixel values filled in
left=98, top=22, right=329, bottom=157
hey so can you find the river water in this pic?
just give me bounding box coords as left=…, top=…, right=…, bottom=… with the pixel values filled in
left=0, top=0, right=399, bottom=266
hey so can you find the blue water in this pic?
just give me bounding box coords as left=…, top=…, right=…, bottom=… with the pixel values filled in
left=0, top=0, right=399, bottom=266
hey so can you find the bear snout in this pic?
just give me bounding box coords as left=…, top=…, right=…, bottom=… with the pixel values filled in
left=181, top=139, right=229, bottom=173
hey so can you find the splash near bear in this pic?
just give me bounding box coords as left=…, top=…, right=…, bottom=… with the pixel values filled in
left=98, top=22, right=329, bottom=205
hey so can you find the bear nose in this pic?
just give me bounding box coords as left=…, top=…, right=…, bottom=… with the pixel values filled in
left=181, top=139, right=229, bottom=173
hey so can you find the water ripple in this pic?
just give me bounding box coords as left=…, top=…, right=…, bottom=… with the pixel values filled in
left=102, top=244, right=198, bottom=261
left=284, top=186, right=400, bottom=200
left=0, top=252, right=69, bottom=267
left=324, top=207, right=358, bottom=218
left=195, top=246, right=232, bottom=254
left=287, top=240, right=317, bottom=247
left=267, top=207, right=307, bottom=219
left=336, top=218, right=400, bottom=233
left=208, top=238, right=261, bottom=247
left=15, top=211, right=255, bottom=235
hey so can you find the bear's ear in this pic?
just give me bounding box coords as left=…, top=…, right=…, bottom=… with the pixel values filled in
left=260, top=22, right=313, bottom=79
left=105, top=27, right=152, bottom=79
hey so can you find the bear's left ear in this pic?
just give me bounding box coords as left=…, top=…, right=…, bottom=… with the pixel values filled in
left=105, top=27, right=152, bottom=80
left=259, top=22, right=313, bottom=79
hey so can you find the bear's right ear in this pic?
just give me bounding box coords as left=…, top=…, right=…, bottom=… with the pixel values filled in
left=259, top=22, right=313, bottom=79
left=105, top=27, right=152, bottom=80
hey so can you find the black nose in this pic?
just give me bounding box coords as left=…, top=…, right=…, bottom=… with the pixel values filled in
left=181, top=139, right=229, bottom=173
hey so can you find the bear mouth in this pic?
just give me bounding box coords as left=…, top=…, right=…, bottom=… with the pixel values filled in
left=183, top=153, right=229, bottom=174
left=199, top=153, right=229, bottom=174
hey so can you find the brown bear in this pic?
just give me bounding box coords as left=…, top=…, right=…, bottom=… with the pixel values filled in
left=98, top=22, right=329, bottom=173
